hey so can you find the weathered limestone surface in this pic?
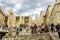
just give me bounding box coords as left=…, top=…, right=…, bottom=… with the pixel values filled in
left=50, top=32, right=60, bottom=40
left=2, top=33, right=53, bottom=40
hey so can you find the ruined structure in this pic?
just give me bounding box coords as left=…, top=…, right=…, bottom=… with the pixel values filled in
left=45, top=0, right=60, bottom=25
left=0, top=6, right=45, bottom=27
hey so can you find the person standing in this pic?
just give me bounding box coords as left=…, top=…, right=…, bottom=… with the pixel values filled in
left=45, top=25, right=49, bottom=33
left=16, top=28, right=19, bottom=35
left=33, top=24, right=37, bottom=33
left=41, top=23, right=45, bottom=33
left=56, top=23, right=60, bottom=38
left=50, top=23, right=54, bottom=32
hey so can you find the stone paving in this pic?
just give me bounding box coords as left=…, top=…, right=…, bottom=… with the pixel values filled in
left=1, top=28, right=60, bottom=40
left=50, top=32, right=60, bottom=40
left=2, top=33, right=53, bottom=40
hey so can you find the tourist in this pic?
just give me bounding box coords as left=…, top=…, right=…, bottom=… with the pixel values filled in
left=50, top=23, right=54, bottom=32
left=55, top=23, right=60, bottom=38
left=16, top=28, right=19, bottom=35
left=53, top=25, right=57, bottom=32
left=20, top=27, right=22, bottom=31
left=36, top=26, right=41, bottom=33
left=33, top=24, right=37, bottom=33
left=41, top=23, right=45, bottom=33
left=2, top=25, right=4, bottom=30
left=44, top=25, right=49, bottom=33
left=31, top=26, right=34, bottom=34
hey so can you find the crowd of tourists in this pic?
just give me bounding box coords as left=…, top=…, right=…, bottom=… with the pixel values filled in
left=50, top=23, right=60, bottom=38
left=30, top=23, right=49, bottom=34
left=31, top=23, right=60, bottom=38
left=0, top=23, right=60, bottom=38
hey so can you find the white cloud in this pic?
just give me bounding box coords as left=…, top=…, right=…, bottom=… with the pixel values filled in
left=33, top=7, right=43, bottom=14
left=13, top=8, right=18, bottom=13
left=26, top=5, right=30, bottom=8
left=37, top=3, right=41, bottom=6
left=5, top=7, right=12, bottom=12
left=21, top=9, right=34, bottom=16
left=0, top=0, right=3, bottom=2
left=14, top=0, right=24, bottom=10
left=0, top=0, right=54, bottom=16
left=43, top=0, right=54, bottom=2
left=21, top=7, right=44, bottom=16
left=0, top=3, right=4, bottom=7
left=5, top=0, right=20, bottom=4
left=15, top=3, right=22, bottom=10
left=21, top=7, right=43, bottom=20
left=10, top=0, right=19, bottom=4
left=32, top=7, right=44, bottom=20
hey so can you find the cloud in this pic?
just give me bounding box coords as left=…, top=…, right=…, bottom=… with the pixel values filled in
left=4, top=0, right=23, bottom=5
left=0, top=3, right=3, bottom=6
left=5, top=7, right=12, bottom=11
left=33, top=8, right=43, bottom=14
left=0, top=0, right=55, bottom=16
left=21, top=7, right=44, bottom=16
left=43, top=0, right=54, bottom=2
left=13, top=8, right=18, bottom=13
left=15, top=3, right=22, bottom=10
left=0, top=0, right=3, bottom=2
left=37, top=3, right=41, bottom=7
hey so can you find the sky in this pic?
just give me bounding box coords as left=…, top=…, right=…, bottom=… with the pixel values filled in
left=0, top=0, right=55, bottom=20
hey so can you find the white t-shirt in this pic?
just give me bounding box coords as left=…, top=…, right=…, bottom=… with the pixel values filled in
left=42, top=25, right=45, bottom=29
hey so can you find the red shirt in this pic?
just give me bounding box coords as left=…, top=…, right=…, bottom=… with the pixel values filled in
left=34, top=24, right=37, bottom=29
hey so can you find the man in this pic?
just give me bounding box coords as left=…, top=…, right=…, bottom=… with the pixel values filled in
left=16, top=28, right=19, bottom=35
left=50, top=23, right=54, bottom=32
left=56, top=23, right=60, bottom=38
left=41, top=23, right=45, bottom=33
